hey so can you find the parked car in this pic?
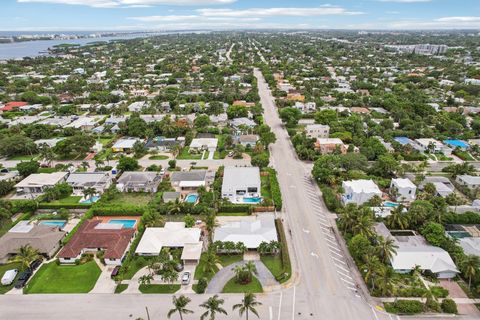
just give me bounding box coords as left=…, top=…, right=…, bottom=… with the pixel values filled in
left=111, top=266, right=120, bottom=278
left=29, top=259, right=42, bottom=271
left=14, top=269, right=32, bottom=289
left=1, top=269, right=18, bottom=286
left=228, top=151, right=234, bottom=157
left=181, top=271, right=191, bottom=285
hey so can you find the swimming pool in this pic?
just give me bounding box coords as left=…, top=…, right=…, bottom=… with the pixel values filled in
left=242, top=197, right=262, bottom=204
left=383, top=201, right=400, bottom=208
left=185, top=194, right=199, bottom=204
left=39, top=220, right=67, bottom=228
left=447, top=231, right=471, bottom=239
left=108, top=219, right=137, bottom=229
left=443, top=139, right=469, bottom=149
left=80, top=196, right=100, bottom=204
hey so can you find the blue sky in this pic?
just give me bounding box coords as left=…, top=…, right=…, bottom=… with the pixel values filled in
left=1, top=0, right=480, bottom=31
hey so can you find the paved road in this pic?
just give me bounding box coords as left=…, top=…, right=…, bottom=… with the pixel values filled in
left=206, top=261, right=278, bottom=294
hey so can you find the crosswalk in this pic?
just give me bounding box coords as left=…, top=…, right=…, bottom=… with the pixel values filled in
left=301, top=174, right=361, bottom=297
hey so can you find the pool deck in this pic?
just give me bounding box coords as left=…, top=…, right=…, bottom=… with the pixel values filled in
left=92, top=216, right=141, bottom=230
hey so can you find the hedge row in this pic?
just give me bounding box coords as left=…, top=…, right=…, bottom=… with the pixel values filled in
left=218, top=204, right=252, bottom=213
left=384, top=300, right=423, bottom=315
left=320, top=185, right=341, bottom=211
left=265, top=168, right=282, bottom=210
left=89, top=204, right=146, bottom=216
left=38, top=203, right=91, bottom=209
left=274, top=218, right=292, bottom=283
left=444, top=211, right=480, bottom=224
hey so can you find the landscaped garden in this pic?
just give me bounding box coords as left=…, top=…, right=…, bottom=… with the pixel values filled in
left=138, top=284, right=180, bottom=294
left=24, top=260, right=101, bottom=294
left=222, top=276, right=263, bottom=293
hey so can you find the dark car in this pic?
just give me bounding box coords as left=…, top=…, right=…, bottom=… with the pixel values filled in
left=29, top=259, right=42, bottom=271
left=14, top=269, right=32, bottom=289
left=111, top=266, right=120, bottom=278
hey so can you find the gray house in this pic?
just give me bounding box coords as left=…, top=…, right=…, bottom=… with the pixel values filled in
left=117, top=172, right=162, bottom=193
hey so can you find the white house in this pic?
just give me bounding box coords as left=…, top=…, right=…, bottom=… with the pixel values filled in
left=342, top=179, right=382, bottom=205
left=414, top=138, right=452, bottom=156
left=189, top=138, right=218, bottom=152
left=305, top=124, right=330, bottom=139
left=66, top=172, right=112, bottom=195
left=456, top=175, right=480, bottom=190
left=221, top=166, right=261, bottom=203
left=214, top=213, right=278, bottom=249
left=390, top=178, right=417, bottom=202
left=14, top=172, right=69, bottom=196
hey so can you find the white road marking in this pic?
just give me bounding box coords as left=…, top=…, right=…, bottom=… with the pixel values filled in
left=355, top=294, right=361, bottom=298
left=277, top=291, right=283, bottom=320
left=331, top=256, right=346, bottom=265
left=319, top=221, right=330, bottom=228
left=340, top=277, right=355, bottom=286
left=292, top=286, right=296, bottom=320
left=371, top=306, right=379, bottom=320
left=336, top=270, right=353, bottom=280
left=327, top=243, right=340, bottom=252
left=329, top=250, right=343, bottom=257
left=290, top=185, right=297, bottom=188
left=269, top=306, right=273, bottom=320
left=302, top=228, right=310, bottom=234
left=347, top=286, right=357, bottom=291
left=324, top=237, right=338, bottom=245
left=310, top=252, right=319, bottom=258
left=335, top=264, right=351, bottom=274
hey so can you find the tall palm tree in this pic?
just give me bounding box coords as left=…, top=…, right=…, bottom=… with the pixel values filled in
left=232, top=293, right=262, bottom=320
left=386, top=205, right=409, bottom=230
left=203, top=248, right=220, bottom=276
left=82, top=187, right=97, bottom=201
left=460, top=255, right=480, bottom=289
left=363, top=255, right=381, bottom=291
left=376, top=236, right=398, bottom=264
left=337, top=205, right=357, bottom=234
left=377, top=265, right=395, bottom=297
left=199, top=295, right=228, bottom=320
left=204, top=212, right=218, bottom=243
left=244, top=261, right=257, bottom=282
left=351, top=213, right=374, bottom=238
left=167, top=295, right=194, bottom=320
left=9, top=245, right=41, bottom=270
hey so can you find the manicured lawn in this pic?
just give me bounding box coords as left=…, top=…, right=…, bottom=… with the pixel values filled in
left=8, top=154, right=39, bottom=161
left=261, top=255, right=283, bottom=279
left=25, top=261, right=101, bottom=294
left=194, top=253, right=219, bottom=281
left=139, top=284, right=180, bottom=294
left=0, top=262, right=22, bottom=294
left=114, top=283, right=128, bottom=294
left=148, top=155, right=169, bottom=160
left=176, top=148, right=203, bottom=160
left=38, top=167, right=58, bottom=173
left=218, top=254, right=243, bottom=267
left=43, top=196, right=83, bottom=206
left=222, top=276, right=263, bottom=294
left=102, top=192, right=153, bottom=206
left=120, top=256, right=153, bottom=280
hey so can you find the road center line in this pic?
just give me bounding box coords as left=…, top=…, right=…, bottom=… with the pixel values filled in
left=277, top=291, right=283, bottom=320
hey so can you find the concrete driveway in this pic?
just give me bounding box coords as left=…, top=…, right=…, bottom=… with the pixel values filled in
left=205, top=260, right=278, bottom=293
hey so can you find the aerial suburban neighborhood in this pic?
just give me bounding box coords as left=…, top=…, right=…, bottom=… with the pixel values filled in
left=0, top=1, right=480, bottom=320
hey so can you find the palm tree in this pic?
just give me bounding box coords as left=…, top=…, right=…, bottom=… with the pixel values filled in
left=9, top=245, right=41, bottom=270
left=204, top=212, right=218, bottom=243
left=82, top=187, right=97, bottom=201
left=232, top=293, right=262, bottom=320
left=376, top=236, right=398, bottom=264
left=460, top=255, right=480, bottom=289
left=337, top=205, right=357, bottom=234
left=244, top=261, right=257, bottom=282
left=377, top=266, right=395, bottom=297
left=386, top=205, right=408, bottom=230
left=199, top=295, right=228, bottom=320
left=203, top=248, right=220, bottom=276
left=138, top=274, right=153, bottom=286
left=363, top=255, right=381, bottom=291
left=167, top=295, right=194, bottom=320
left=351, top=213, right=374, bottom=238
left=81, top=161, right=90, bottom=171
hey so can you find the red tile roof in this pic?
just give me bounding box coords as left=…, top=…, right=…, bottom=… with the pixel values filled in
left=1, top=101, right=27, bottom=112
left=58, top=220, right=135, bottom=260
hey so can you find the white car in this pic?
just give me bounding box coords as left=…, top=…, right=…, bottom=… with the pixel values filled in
left=181, top=271, right=191, bottom=285
left=1, top=269, right=18, bottom=286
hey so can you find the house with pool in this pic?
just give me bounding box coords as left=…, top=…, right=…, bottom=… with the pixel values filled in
left=221, top=166, right=261, bottom=204
left=58, top=217, right=138, bottom=266
left=116, top=171, right=162, bottom=193
left=66, top=172, right=112, bottom=198
left=170, top=170, right=207, bottom=193
left=14, top=172, right=69, bottom=198
left=390, top=178, right=416, bottom=202
left=0, top=221, right=66, bottom=263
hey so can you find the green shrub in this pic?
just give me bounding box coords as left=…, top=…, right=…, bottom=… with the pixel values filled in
left=89, top=204, right=146, bottom=216
left=430, top=286, right=449, bottom=298
left=11, top=200, right=38, bottom=213
left=385, top=300, right=423, bottom=315
left=196, top=277, right=207, bottom=293
left=441, top=299, right=457, bottom=314
left=274, top=218, right=292, bottom=283
left=218, top=204, right=251, bottom=213
left=320, top=185, right=341, bottom=211
left=444, top=211, right=480, bottom=224
left=265, top=168, right=282, bottom=210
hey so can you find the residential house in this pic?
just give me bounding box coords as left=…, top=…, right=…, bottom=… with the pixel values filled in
left=456, top=175, right=480, bottom=190
left=14, top=172, right=69, bottom=195
left=65, top=116, right=101, bottom=131
left=66, top=172, right=112, bottom=195
left=314, top=138, right=347, bottom=154
left=189, top=138, right=218, bottom=152
left=305, top=124, right=329, bottom=139
left=58, top=219, right=136, bottom=265
left=162, top=191, right=181, bottom=203
left=414, top=138, right=452, bottom=156
left=145, top=137, right=184, bottom=152
left=213, top=213, right=278, bottom=249
left=170, top=170, right=207, bottom=192
left=342, top=179, right=382, bottom=205
left=127, top=101, right=147, bottom=112
left=390, top=178, right=417, bottom=202
left=0, top=221, right=66, bottom=263
left=237, top=134, right=259, bottom=147
left=117, top=172, right=162, bottom=193
left=221, top=166, right=261, bottom=203
left=136, top=222, right=202, bottom=264
left=112, top=137, right=142, bottom=153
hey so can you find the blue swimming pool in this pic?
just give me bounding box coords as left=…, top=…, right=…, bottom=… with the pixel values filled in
left=242, top=197, right=262, bottom=204
left=80, top=196, right=100, bottom=204
left=383, top=201, right=400, bottom=208
left=108, top=219, right=137, bottom=229
left=185, top=194, right=199, bottom=204
left=443, top=139, right=469, bottom=149
left=39, top=220, right=67, bottom=228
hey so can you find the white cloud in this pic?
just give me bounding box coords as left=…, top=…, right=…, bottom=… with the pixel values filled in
left=17, top=0, right=236, bottom=8
left=377, top=0, right=431, bottom=2
left=436, top=16, right=480, bottom=22
left=197, top=6, right=364, bottom=17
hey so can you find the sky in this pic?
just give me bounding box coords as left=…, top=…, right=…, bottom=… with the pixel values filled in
left=1, top=0, right=480, bottom=31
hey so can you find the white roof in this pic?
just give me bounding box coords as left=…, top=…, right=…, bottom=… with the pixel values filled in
left=343, top=179, right=381, bottom=194
left=113, top=138, right=141, bottom=149
left=15, top=172, right=68, bottom=188
left=391, top=178, right=416, bottom=189
left=189, top=138, right=218, bottom=149
left=181, top=242, right=203, bottom=260
left=135, top=222, right=201, bottom=255
left=458, top=175, right=480, bottom=185
left=316, top=138, right=344, bottom=145
left=222, top=166, right=260, bottom=190
left=213, top=213, right=278, bottom=249
left=391, top=246, right=458, bottom=274
left=179, top=180, right=205, bottom=188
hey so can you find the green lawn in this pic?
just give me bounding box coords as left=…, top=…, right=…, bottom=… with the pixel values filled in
left=139, top=284, right=180, bottom=294
left=194, top=253, right=219, bottom=281
left=176, top=148, right=203, bottom=160
left=260, top=175, right=272, bottom=199
left=260, top=255, right=283, bottom=279
left=148, top=155, right=169, bottom=160
left=222, top=276, right=263, bottom=294
left=114, top=283, right=128, bottom=294
left=25, top=261, right=101, bottom=294
left=218, top=254, right=243, bottom=267
left=38, top=167, right=58, bottom=173
left=42, top=196, right=84, bottom=205
left=102, top=192, right=153, bottom=206
left=9, top=154, right=39, bottom=161
left=0, top=262, right=22, bottom=294
left=119, top=256, right=153, bottom=280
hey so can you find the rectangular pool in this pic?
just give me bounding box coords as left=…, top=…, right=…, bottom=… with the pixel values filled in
left=39, top=220, right=67, bottom=228
left=242, top=197, right=262, bottom=204
left=185, top=194, right=199, bottom=204
left=108, top=219, right=137, bottom=229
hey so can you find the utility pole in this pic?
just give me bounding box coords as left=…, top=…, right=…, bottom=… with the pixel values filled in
left=145, top=306, right=151, bottom=320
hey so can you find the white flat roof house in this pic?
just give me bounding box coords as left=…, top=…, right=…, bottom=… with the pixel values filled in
left=390, top=178, right=416, bottom=202
left=456, top=175, right=480, bottom=190
left=189, top=138, right=218, bottom=151
left=170, top=170, right=207, bottom=191
left=66, top=172, right=112, bottom=195
left=214, top=213, right=278, bottom=249
left=414, top=138, right=452, bottom=156
left=305, top=124, right=329, bottom=139
left=15, top=172, right=69, bottom=195
left=342, top=179, right=382, bottom=205
left=221, top=166, right=261, bottom=203
left=112, top=137, right=142, bottom=152
left=136, top=222, right=202, bottom=263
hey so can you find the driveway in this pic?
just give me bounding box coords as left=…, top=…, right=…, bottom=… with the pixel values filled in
left=205, top=260, right=278, bottom=294
left=89, top=260, right=116, bottom=294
